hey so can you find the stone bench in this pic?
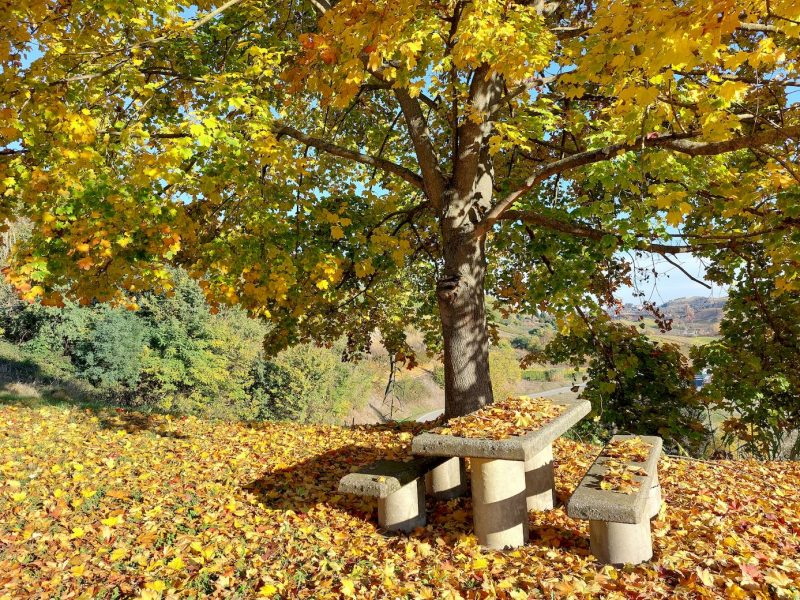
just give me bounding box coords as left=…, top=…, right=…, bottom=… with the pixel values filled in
left=567, top=435, right=663, bottom=565
left=412, top=398, right=591, bottom=549
left=338, top=456, right=466, bottom=532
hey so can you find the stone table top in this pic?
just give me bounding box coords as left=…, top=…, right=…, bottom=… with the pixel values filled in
left=411, top=398, right=591, bottom=461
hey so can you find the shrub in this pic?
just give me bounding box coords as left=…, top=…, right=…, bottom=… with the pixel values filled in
left=253, top=342, right=373, bottom=423
left=510, top=336, right=531, bottom=351
left=692, top=276, right=800, bottom=459
left=543, top=318, right=707, bottom=454
left=489, top=342, right=522, bottom=400
left=73, top=308, right=147, bottom=390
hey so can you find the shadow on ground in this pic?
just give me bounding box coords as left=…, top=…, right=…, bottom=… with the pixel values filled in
left=242, top=443, right=589, bottom=552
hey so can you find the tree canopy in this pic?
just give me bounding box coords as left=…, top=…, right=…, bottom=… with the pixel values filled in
left=1, top=0, right=799, bottom=415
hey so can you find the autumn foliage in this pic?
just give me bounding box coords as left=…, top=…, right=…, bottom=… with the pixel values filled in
left=1, top=404, right=798, bottom=598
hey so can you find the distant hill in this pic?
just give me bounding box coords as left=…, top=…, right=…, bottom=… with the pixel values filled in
left=612, top=296, right=726, bottom=336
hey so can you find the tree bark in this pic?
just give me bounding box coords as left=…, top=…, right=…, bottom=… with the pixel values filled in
left=437, top=69, right=502, bottom=418
left=437, top=175, right=495, bottom=418
left=437, top=228, right=494, bottom=418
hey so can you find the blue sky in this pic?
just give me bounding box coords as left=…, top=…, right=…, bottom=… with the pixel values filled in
left=616, top=253, right=726, bottom=304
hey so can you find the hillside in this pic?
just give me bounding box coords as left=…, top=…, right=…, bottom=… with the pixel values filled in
left=1, top=402, right=798, bottom=598
left=612, top=296, right=727, bottom=336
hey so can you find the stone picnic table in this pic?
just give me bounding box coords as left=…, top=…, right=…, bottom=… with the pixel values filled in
left=411, top=398, right=591, bottom=549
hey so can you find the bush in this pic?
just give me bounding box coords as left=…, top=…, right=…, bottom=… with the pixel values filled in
left=73, top=308, right=147, bottom=390
left=510, top=336, right=531, bottom=351
left=0, top=270, right=372, bottom=423
left=543, top=318, right=707, bottom=454
left=253, top=342, right=373, bottom=423
left=489, top=342, right=522, bottom=400
left=692, top=275, right=800, bottom=459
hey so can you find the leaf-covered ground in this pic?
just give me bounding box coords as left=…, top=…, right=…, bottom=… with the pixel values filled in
left=1, top=404, right=798, bottom=599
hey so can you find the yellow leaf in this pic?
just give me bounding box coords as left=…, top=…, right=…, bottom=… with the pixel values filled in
left=472, top=557, right=489, bottom=570
left=340, top=578, right=357, bottom=597
left=110, top=548, right=128, bottom=561
left=764, top=569, right=793, bottom=588
left=167, top=556, right=185, bottom=570
left=101, top=515, right=123, bottom=527
left=145, top=580, right=168, bottom=592
left=258, top=584, right=278, bottom=596
left=722, top=536, right=737, bottom=548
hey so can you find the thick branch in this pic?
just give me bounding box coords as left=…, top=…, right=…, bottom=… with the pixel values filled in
left=274, top=124, right=424, bottom=190
left=477, top=126, right=800, bottom=236
left=500, top=210, right=718, bottom=255
left=393, top=89, right=447, bottom=206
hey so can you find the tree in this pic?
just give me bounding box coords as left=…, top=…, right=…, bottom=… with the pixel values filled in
left=1, top=0, right=799, bottom=417
left=543, top=317, right=706, bottom=454
left=693, top=253, right=800, bottom=459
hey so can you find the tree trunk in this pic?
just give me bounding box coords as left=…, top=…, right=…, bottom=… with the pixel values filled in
left=437, top=215, right=494, bottom=418
left=436, top=70, right=501, bottom=418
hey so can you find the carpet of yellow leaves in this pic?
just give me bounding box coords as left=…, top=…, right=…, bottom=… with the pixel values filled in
left=1, top=404, right=799, bottom=599
left=431, top=397, right=565, bottom=440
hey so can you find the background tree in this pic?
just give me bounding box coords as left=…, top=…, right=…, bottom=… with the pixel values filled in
left=1, top=0, right=799, bottom=417
left=693, top=251, right=800, bottom=459
left=542, top=316, right=706, bottom=454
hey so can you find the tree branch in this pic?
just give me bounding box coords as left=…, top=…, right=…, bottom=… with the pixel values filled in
left=393, top=89, right=447, bottom=206
left=476, top=125, right=800, bottom=236
left=500, top=210, right=722, bottom=255
left=661, top=253, right=712, bottom=289
left=274, top=124, right=425, bottom=191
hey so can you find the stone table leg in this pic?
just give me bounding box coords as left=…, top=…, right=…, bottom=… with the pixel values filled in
left=589, top=519, right=653, bottom=565
left=524, top=444, right=556, bottom=510
left=470, top=458, right=529, bottom=549
left=377, top=478, right=426, bottom=533
left=425, top=457, right=467, bottom=500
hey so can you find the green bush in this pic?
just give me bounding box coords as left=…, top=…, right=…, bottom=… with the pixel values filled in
left=543, top=318, right=707, bottom=454
left=510, top=336, right=531, bottom=351
left=692, top=273, right=800, bottom=459
left=489, top=342, right=522, bottom=400
left=74, top=308, right=147, bottom=390
left=253, top=342, right=373, bottom=424
left=0, top=270, right=373, bottom=423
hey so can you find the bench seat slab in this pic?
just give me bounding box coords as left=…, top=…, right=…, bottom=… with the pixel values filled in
left=567, top=435, right=663, bottom=524
left=338, top=456, right=448, bottom=499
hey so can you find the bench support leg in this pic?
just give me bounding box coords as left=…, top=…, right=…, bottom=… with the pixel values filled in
left=377, top=478, right=426, bottom=533
left=524, top=444, right=556, bottom=510
left=647, top=467, right=662, bottom=519
left=425, top=457, right=467, bottom=500
left=589, top=519, right=653, bottom=565
left=471, top=458, right=529, bottom=549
